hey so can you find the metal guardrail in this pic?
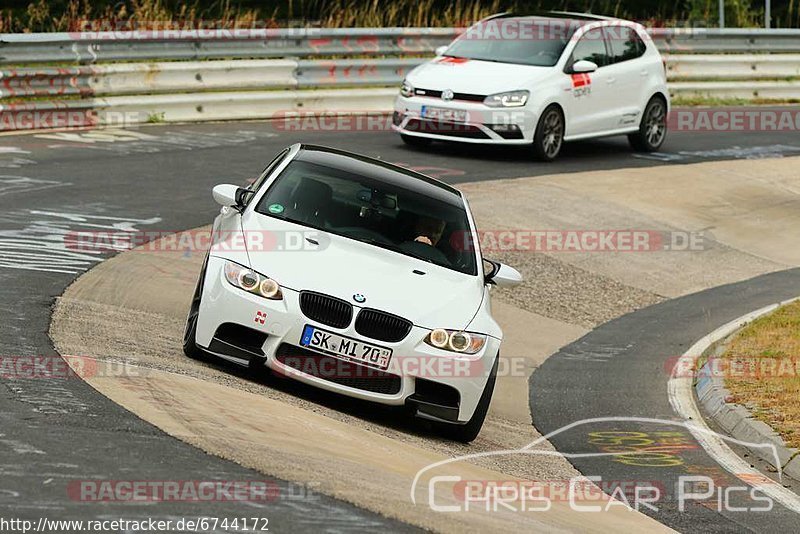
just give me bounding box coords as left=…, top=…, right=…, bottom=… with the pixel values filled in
left=3, top=28, right=800, bottom=65
left=0, top=59, right=420, bottom=99
left=3, top=56, right=799, bottom=100
left=650, top=28, right=800, bottom=53
left=0, top=27, right=798, bottom=132
left=665, top=54, right=800, bottom=80
left=295, top=58, right=422, bottom=87
left=0, top=28, right=457, bottom=64
left=0, top=61, right=298, bottom=98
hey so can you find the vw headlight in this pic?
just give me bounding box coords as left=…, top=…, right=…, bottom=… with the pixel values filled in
left=223, top=260, right=283, bottom=300
left=425, top=329, right=487, bottom=355
left=400, top=79, right=415, bottom=98
left=483, top=90, right=529, bottom=108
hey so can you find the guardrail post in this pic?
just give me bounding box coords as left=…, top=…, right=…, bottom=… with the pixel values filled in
left=766, top=0, right=771, bottom=29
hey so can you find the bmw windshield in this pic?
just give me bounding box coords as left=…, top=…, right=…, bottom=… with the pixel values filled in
left=443, top=18, right=583, bottom=67
left=255, top=160, right=478, bottom=276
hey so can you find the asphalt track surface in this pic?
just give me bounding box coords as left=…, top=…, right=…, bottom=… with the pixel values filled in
left=531, top=269, right=800, bottom=533
left=0, top=119, right=798, bottom=530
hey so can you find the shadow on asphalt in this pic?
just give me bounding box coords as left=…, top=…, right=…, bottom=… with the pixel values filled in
left=395, top=137, right=639, bottom=164
left=195, top=354, right=455, bottom=443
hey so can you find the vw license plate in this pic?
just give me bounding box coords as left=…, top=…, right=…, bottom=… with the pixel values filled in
left=300, top=325, right=392, bottom=370
left=421, top=106, right=467, bottom=122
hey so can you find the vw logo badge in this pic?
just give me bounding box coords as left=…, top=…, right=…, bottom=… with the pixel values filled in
left=353, top=294, right=366, bottom=303
left=441, top=89, right=454, bottom=101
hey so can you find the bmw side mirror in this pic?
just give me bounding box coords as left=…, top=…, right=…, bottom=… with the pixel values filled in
left=483, top=259, right=523, bottom=288
left=434, top=45, right=448, bottom=56
left=570, top=60, right=598, bottom=74
left=212, top=184, right=247, bottom=209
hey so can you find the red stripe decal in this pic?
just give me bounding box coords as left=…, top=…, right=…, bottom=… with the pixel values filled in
left=571, top=73, right=592, bottom=88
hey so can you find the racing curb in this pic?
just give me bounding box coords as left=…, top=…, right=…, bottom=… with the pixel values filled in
left=694, top=298, right=800, bottom=481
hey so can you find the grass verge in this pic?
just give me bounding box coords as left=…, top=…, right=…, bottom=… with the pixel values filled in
left=723, top=300, right=800, bottom=450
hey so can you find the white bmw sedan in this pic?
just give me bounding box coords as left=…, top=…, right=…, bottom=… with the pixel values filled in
left=183, top=144, right=522, bottom=442
left=393, top=13, right=669, bottom=161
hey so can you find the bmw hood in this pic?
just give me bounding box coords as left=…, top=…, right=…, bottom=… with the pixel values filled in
left=407, top=58, right=550, bottom=96
left=240, top=214, right=484, bottom=330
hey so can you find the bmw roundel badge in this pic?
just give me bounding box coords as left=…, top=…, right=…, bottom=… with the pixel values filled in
left=353, top=294, right=366, bottom=303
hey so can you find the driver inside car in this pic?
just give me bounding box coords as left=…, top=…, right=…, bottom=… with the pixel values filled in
left=412, top=215, right=446, bottom=247
left=401, top=215, right=450, bottom=265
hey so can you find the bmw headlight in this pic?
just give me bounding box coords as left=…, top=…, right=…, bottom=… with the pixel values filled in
left=425, top=329, right=487, bottom=354
left=483, top=90, right=529, bottom=108
left=400, top=79, right=415, bottom=98
left=223, top=260, right=283, bottom=300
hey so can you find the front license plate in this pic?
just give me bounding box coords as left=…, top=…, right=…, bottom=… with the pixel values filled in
left=300, top=325, right=392, bottom=370
left=421, top=106, right=467, bottom=122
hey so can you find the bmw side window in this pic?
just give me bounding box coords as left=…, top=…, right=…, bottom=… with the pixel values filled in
left=570, top=28, right=610, bottom=69
left=606, top=26, right=646, bottom=64
left=242, top=148, right=290, bottom=206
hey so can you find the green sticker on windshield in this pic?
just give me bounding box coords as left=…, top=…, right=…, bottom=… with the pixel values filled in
left=268, top=203, right=284, bottom=214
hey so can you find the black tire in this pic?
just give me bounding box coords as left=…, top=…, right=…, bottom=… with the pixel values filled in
left=439, top=356, right=498, bottom=443
left=628, top=96, right=667, bottom=152
left=183, top=257, right=208, bottom=360
left=532, top=105, right=564, bottom=162
left=400, top=133, right=433, bottom=148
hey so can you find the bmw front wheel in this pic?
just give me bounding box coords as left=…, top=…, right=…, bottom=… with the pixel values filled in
left=183, top=257, right=208, bottom=360
left=439, top=356, right=498, bottom=443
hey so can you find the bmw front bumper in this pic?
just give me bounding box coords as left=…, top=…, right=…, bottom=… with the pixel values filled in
left=194, top=255, right=500, bottom=423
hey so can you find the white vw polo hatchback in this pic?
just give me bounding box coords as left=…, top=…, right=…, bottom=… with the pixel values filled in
left=184, top=144, right=522, bottom=442
left=393, top=13, right=669, bottom=160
